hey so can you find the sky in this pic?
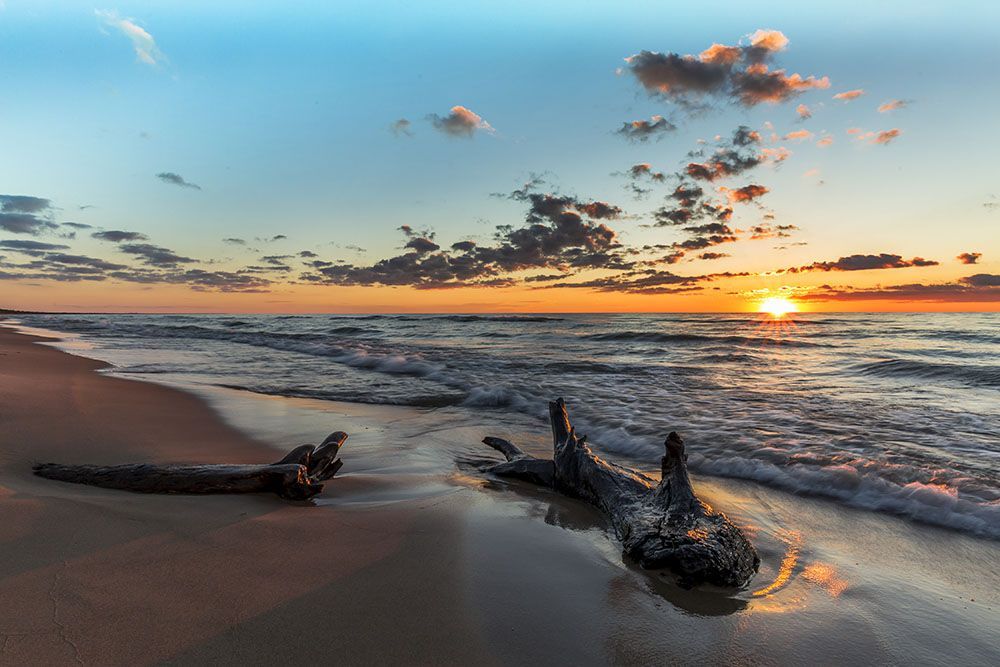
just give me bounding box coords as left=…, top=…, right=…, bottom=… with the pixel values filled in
left=0, top=0, right=998, bottom=313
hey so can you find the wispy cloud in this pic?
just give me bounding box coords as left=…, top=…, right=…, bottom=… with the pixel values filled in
left=833, top=89, right=864, bottom=101
left=156, top=172, right=201, bottom=190
left=96, top=10, right=165, bottom=66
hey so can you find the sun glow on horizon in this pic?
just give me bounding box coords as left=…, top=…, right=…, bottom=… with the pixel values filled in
left=758, top=297, right=798, bottom=318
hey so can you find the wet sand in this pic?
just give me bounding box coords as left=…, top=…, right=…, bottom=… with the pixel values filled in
left=1, top=325, right=998, bottom=665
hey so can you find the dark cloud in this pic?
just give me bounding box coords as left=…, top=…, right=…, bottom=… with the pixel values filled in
left=428, top=106, right=493, bottom=137
left=0, top=213, right=57, bottom=235
left=0, top=240, right=70, bottom=252
left=800, top=275, right=1000, bottom=302
left=298, top=250, right=318, bottom=258
left=92, top=230, right=150, bottom=242
left=624, top=29, right=829, bottom=110
left=300, top=184, right=631, bottom=289
left=0, top=195, right=52, bottom=214
left=0, top=192, right=57, bottom=236
left=749, top=223, right=798, bottom=239
left=390, top=118, right=413, bottom=137
left=957, top=252, right=982, bottom=265
left=698, top=252, right=729, bottom=260
left=62, top=222, right=94, bottom=230
left=118, top=243, right=196, bottom=267
left=964, top=273, right=1000, bottom=287
left=223, top=237, right=247, bottom=245
left=615, top=116, right=676, bottom=142
left=788, top=253, right=938, bottom=273
left=156, top=172, right=202, bottom=190
left=725, top=184, right=769, bottom=202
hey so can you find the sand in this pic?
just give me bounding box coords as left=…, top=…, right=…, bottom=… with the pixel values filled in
left=1, top=325, right=998, bottom=665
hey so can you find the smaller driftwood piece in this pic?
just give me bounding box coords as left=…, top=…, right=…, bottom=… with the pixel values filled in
left=33, top=431, right=348, bottom=500
left=483, top=399, right=759, bottom=588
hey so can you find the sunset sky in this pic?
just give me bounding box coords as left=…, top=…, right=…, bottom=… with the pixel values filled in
left=1, top=0, right=997, bottom=312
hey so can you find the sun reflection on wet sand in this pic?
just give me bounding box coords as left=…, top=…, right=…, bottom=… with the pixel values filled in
left=752, top=529, right=802, bottom=598
left=802, top=563, right=849, bottom=597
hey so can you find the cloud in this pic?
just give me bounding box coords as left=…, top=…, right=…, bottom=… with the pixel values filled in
left=816, top=136, right=834, bottom=147
left=873, top=129, right=901, bottom=145
left=62, top=222, right=94, bottom=230
left=615, top=115, right=676, bottom=142
left=390, top=118, right=413, bottom=137
left=92, top=230, right=149, bottom=242
left=0, top=194, right=58, bottom=235
left=698, top=252, right=729, bottom=260
left=784, top=129, right=813, bottom=141
left=223, top=237, right=247, bottom=245
left=428, top=106, right=494, bottom=137
left=118, top=243, right=196, bottom=267
left=788, top=253, right=938, bottom=273
left=299, top=184, right=630, bottom=289
left=724, top=184, right=769, bottom=203
left=0, top=240, right=70, bottom=252
left=0, top=195, right=52, bottom=214
left=623, top=29, right=829, bottom=110
left=878, top=99, right=908, bottom=113
left=849, top=128, right=903, bottom=145
left=833, top=89, right=864, bottom=101
left=749, top=223, right=798, bottom=239
left=957, top=252, right=982, bottom=265
left=796, top=103, right=812, bottom=119
left=156, top=172, right=202, bottom=190
left=96, top=10, right=164, bottom=66
left=799, top=275, right=1000, bottom=303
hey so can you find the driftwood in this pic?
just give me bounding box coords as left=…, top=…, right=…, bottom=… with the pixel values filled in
left=483, top=399, right=759, bottom=588
left=32, top=431, right=348, bottom=500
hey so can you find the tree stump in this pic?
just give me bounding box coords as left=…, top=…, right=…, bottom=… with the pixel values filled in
left=483, top=399, right=759, bottom=588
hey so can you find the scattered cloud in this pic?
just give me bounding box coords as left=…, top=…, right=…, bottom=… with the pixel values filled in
left=799, top=275, right=1000, bottom=303
left=118, top=243, right=196, bottom=267
left=0, top=194, right=57, bottom=235
left=833, top=89, right=864, bottom=101
left=957, top=252, right=982, bottom=265
left=784, top=129, right=813, bottom=141
left=390, top=118, right=413, bottom=137
left=877, top=99, right=908, bottom=113
left=96, top=10, right=165, bottom=66
left=92, top=230, right=149, bottom=242
left=156, top=172, right=202, bottom=190
left=623, top=29, right=829, bottom=110
left=796, top=103, right=812, bottom=119
left=786, top=253, right=938, bottom=273
left=223, top=237, right=247, bottom=245
left=615, top=115, right=676, bottom=142
left=873, top=128, right=902, bottom=145
left=428, top=106, right=494, bottom=137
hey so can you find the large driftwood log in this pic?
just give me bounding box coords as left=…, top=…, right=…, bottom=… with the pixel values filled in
left=483, top=399, right=759, bottom=588
left=33, top=431, right=348, bottom=500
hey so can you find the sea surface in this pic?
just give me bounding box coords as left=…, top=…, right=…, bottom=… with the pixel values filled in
left=9, top=312, right=999, bottom=538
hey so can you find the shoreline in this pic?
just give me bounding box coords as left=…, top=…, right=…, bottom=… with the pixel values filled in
left=2, top=325, right=998, bottom=664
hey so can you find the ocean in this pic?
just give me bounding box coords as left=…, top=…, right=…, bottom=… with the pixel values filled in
left=10, top=311, right=999, bottom=539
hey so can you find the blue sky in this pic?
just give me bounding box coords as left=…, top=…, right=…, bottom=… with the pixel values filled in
left=0, top=1, right=998, bottom=311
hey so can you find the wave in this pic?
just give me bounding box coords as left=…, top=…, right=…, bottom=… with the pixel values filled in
left=689, top=453, right=1000, bottom=539
left=582, top=331, right=822, bottom=347
left=854, top=359, right=1000, bottom=389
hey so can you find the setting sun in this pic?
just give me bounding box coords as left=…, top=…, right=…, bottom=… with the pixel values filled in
left=759, top=297, right=798, bottom=318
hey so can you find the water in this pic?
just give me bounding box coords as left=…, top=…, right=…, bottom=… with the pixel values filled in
left=9, top=312, right=999, bottom=538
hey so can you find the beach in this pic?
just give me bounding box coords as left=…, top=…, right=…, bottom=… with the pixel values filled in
left=1, top=324, right=998, bottom=665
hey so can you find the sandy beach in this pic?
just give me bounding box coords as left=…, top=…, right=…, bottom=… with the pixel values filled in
left=1, top=324, right=998, bottom=666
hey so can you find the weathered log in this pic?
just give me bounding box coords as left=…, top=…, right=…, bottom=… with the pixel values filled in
left=483, top=399, right=759, bottom=588
left=32, top=431, right=348, bottom=500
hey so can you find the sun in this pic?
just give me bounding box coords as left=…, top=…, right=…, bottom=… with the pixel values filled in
left=758, top=297, right=798, bottom=318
